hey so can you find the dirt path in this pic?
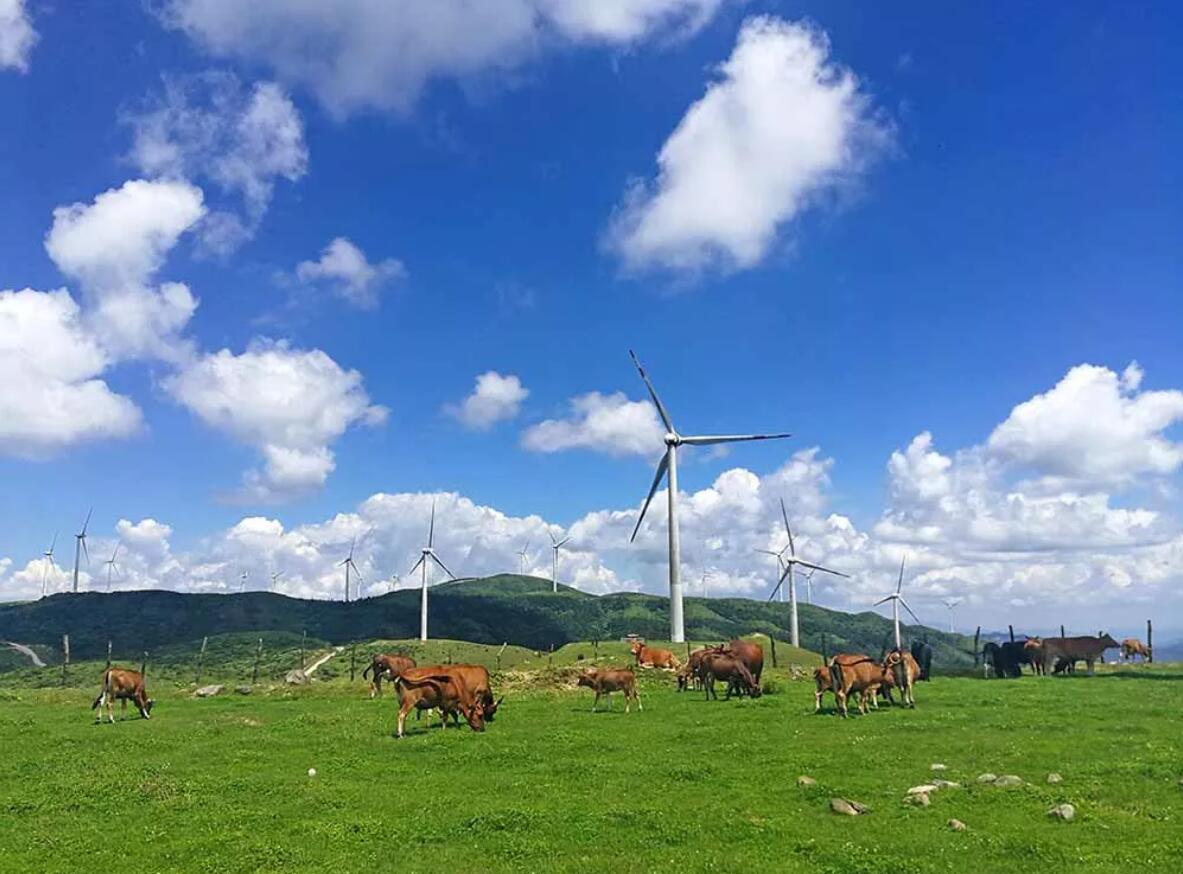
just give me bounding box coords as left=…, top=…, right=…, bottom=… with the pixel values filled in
left=304, top=646, right=343, bottom=677
left=3, top=641, right=46, bottom=668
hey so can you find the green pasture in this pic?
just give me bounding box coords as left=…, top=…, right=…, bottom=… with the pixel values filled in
left=0, top=654, right=1179, bottom=873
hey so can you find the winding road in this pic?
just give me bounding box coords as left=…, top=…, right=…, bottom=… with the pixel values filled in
left=3, top=641, right=46, bottom=668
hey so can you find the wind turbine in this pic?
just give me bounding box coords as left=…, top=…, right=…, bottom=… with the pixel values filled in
left=238, top=570, right=249, bottom=592
left=515, top=538, right=532, bottom=576
left=548, top=531, right=570, bottom=593
left=942, top=597, right=961, bottom=633
left=875, top=556, right=922, bottom=650
left=72, top=509, right=91, bottom=594
left=766, top=500, right=849, bottom=648
left=103, top=545, right=121, bottom=592
left=407, top=500, right=455, bottom=641
left=270, top=570, right=283, bottom=592
left=801, top=567, right=817, bottom=605
left=388, top=573, right=400, bottom=594
left=756, top=548, right=788, bottom=603
left=700, top=568, right=714, bottom=598
left=339, top=537, right=363, bottom=603
left=41, top=533, right=58, bottom=597
left=628, top=350, right=792, bottom=643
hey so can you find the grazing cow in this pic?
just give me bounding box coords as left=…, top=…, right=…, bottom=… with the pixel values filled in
left=1021, top=638, right=1045, bottom=676
left=828, top=654, right=888, bottom=718
left=629, top=640, right=681, bottom=671
left=439, top=664, right=502, bottom=724
left=723, top=639, right=765, bottom=685
left=577, top=668, right=642, bottom=713
left=701, top=652, right=761, bottom=700
left=677, top=647, right=713, bottom=692
left=1040, top=634, right=1121, bottom=676
left=1121, top=638, right=1151, bottom=662
left=392, top=668, right=485, bottom=738
left=91, top=668, right=154, bottom=723
left=884, top=649, right=920, bottom=708
left=362, top=653, right=416, bottom=698
left=910, top=640, right=934, bottom=681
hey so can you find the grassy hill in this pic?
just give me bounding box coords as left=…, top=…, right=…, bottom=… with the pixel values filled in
left=0, top=574, right=975, bottom=670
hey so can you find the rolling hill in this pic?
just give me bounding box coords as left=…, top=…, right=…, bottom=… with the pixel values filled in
left=0, top=575, right=976, bottom=668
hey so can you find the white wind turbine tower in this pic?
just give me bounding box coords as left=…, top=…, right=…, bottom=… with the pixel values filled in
left=515, top=538, right=532, bottom=576
left=875, top=556, right=923, bottom=650
left=766, top=499, right=849, bottom=648
left=388, top=573, right=400, bottom=594
left=942, top=597, right=961, bottom=633
left=72, top=509, right=91, bottom=594
left=407, top=501, right=456, bottom=641
left=103, top=545, right=121, bottom=592
left=238, top=570, right=249, bottom=592
left=628, top=350, right=792, bottom=643
left=700, top=568, right=714, bottom=598
left=801, top=568, right=817, bottom=605
left=339, top=537, right=363, bottom=603
left=548, top=531, right=570, bottom=593
left=41, top=533, right=59, bottom=597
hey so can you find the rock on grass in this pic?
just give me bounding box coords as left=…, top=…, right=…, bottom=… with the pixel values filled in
left=992, top=775, right=1023, bottom=787
left=1048, top=803, right=1075, bottom=821
left=904, top=793, right=931, bottom=807
left=977, top=773, right=998, bottom=783
left=1046, top=773, right=1063, bottom=784
left=830, top=798, right=868, bottom=816
left=947, top=819, right=967, bottom=831
left=797, top=776, right=816, bottom=787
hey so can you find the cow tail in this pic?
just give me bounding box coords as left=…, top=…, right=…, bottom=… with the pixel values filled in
left=362, top=663, right=372, bottom=680
left=91, top=668, right=111, bottom=709
left=830, top=660, right=843, bottom=695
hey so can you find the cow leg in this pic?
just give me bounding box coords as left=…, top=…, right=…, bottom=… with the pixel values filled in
left=591, top=691, right=600, bottom=713
left=95, top=691, right=106, bottom=723
left=624, top=691, right=631, bottom=714
left=107, top=695, right=115, bottom=724
left=814, top=690, right=822, bottom=713
left=835, top=689, right=847, bottom=718
left=1087, top=658, right=1095, bottom=676
left=634, top=687, right=642, bottom=712
left=396, top=701, right=411, bottom=738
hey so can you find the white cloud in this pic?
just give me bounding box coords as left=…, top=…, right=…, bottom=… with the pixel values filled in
left=0, top=288, right=142, bottom=457
left=521, top=390, right=664, bottom=456
left=163, top=339, right=388, bottom=501
left=0, top=0, right=36, bottom=73
left=987, top=362, right=1183, bottom=489
left=157, top=0, right=724, bottom=116
left=125, top=72, right=307, bottom=252
left=446, top=371, right=529, bottom=430
left=607, top=16, right=892, bottom=273
left=44, top=179, right=206, bottom=362
left=295, top=237, right=405, bottom=309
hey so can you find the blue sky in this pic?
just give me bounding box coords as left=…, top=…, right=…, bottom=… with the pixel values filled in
left=1, top=1, right=1180, bottom=635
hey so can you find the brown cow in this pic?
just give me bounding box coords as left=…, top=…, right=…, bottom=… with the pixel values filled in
left=677, top=647, right=714, bottom=691
left=1022, top=638, right=1045, bottom=676
left=1121, top=638, right=1151, bottom=662
left=701, top=652, right=761, bottom=700
left=828, top=653, right=889, bottom=718
left=577, top=667, right=642, bottom=713
left=392, top=668, right=485, bottom=738
left=362, top=653, right=416, bottom=698
left=1041, top=633, right=1120, bottom=675
left=91, top=668, right=154, bottom=723
left=723, top=639, right=764, bottom=685
left=629, top=640, right=681, bottom=670
left=884, top=648, right=920, bottom=708
left=439, top=664, right=502, bottom=724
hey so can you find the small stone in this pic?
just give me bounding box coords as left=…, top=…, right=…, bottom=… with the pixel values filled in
left=977, top=773, right=998, bottom=783
left=930, top=763, right=948, bottom=771
left=308, top=768, right=317, bottom=778
left=1048, top=803, right=1075, bottom=821
left=1046, top=773, right=1063, bottom=784
left=195, top=684, right=224, bottom=698
left=932, top=779, right=961, bottom=789
left=797, top=776, right=817, bottom=787
left=830, top=798, right=867, bottom=816
left=992, top=775, right=1023, bottom=787
left=234, top=685, right=252, bottom=695
left=904, top=793, right=931, bottom=807
left=908, top=784, right=939, bottom=795
left=947, top=819, right=967, bottom=831
left=285, top=669, right=309, bottom=685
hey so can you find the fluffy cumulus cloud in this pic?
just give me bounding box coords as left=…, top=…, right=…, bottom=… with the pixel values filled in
left=157, top=0, right=723, bottom=116
left=294, top=237, right=405, bottom=310
left=163, top=339, right=388, bottom=500
left=124, top=72, right=307, bottom=252
left=608, top=16, right=892, bottom=273
left=0, top=0, right=36, bottom=72
left=0, top=288, right=142, bottom=457
left=521, top=391, right=665, bottom=456
left=44, top=179, right=206, bottom=362
left=986, top=362, right=1183, bottom=490
left=446, top=371, right=529, bottom=430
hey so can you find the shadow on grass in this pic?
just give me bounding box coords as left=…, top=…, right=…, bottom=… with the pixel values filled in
left=1078, top=671, right=1183, bottom=682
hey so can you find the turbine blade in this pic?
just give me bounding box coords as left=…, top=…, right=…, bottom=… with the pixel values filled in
left=628, top=350, right=674, bottom=433
left=407, top=555, right=425, bottom=577
left=873, top=595, right=892, bottom=607
left=766, top=579, right=785, bottom=602
left=50, top=532, right=57, bottom=552
left=681, top=433, right=792, bottom=446
left=348, top=536, right=356, bottom=560
left=779, top=498, right=795, bottom=557
left=900, top=598, right=922, bottom=625
left=81, top=507, right=92, bottom=536
left=756, top=549, right=780, bottom=556
left=897, top=555, right=906, bottom=593
left=792, top=559, right=849, bottom=578
left=629, top=451, right=670, bottom=543
left=430, top=553, right=455, bottom=579
left=557, top=537, right=570, bottom=547
left=81, top=537, right=89, bottom=564
left=428, top=500, right=436, bottom=548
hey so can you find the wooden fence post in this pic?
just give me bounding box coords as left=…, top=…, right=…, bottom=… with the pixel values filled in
left=1147, top=619, right=1153, bottom=663
left=300, top=630, right=306, bottom=670
left=973, top=627, right=981, bottom=666
left=1008, top=625, right=1015, bottom=643
left=61, top=634, right=70, bottom=687
left=769, top=635, right=778, bottom=668
left=252, top=638, right=263, bottom=684
left=349, top=643, right=356, bottom=682
left=195, top=636, right=208, bottom=685
left=1060, top=624, right=1065, bottom=638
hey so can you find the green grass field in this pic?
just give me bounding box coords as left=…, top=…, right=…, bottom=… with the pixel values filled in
left=1, top=654, right=1179, bottom=873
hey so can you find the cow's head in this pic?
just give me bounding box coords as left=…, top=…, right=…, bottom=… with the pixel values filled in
left=484, top=696, right=503, bottom=722
left=576, top=670, right=596, bottom=689
left=142, top=698, right=155, bottom=718
left=1099, top=633, right=1120, bottom=649
left=628, top=640, right=644, bottom=656
left=462, top=701, right=486, bottom=732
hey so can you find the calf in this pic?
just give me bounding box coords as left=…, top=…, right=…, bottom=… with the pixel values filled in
left=1121, top=638, right=1151, bottom=662
left=701, top=652, right=761, bottom=700
left=91, top=668, right=153, bottom=723
left=629, top=640, right=681, bottom=671
left=677, top=647, right=713, bottom=692
left=362, top=653, right=416, bottom=698
left=393, top=668, right=485, bottom=738
left=828, top=653, right=888, bottom=718
left=577, top=668, right=641, bottom=713
left=812, top=665, right=833, bottom=713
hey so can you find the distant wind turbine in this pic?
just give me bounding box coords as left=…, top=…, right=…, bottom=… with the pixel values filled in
left=72, top=509, right=91, bottom=594
left=339, top=537, right=363, bottom=602
left=801, top=568, right=817, bottom=605
left=388, top=573, right=400, bottom=594
left=700, top=568, right=714, bottom=598
left=628, top=350, right=792, bottom=643
left=239, top=570, right=249, bottom=592
left=548, top=531, right=570, bottom=593
left=942, top=597, right=961, bottom=633
left=270, top=570, right=283, bottom=592
left=103, top=545, right=121, bottom=592
left=407, top=500, right=456, bottom=641
left=766, top=500, right=849, bottom=648
left=515, top=538, right=532, bottom=576
left=41, top=533, right=58, bottom=597
left=875, top=557, right=922, bottom=649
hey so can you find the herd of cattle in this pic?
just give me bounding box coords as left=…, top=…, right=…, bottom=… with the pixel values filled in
left=87, top=630, right=1153, bottom=733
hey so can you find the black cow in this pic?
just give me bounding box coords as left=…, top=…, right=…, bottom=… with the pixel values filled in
left=910, top=640, right=934, bottom=681
left=983, top=641, right=1024, bottom=678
